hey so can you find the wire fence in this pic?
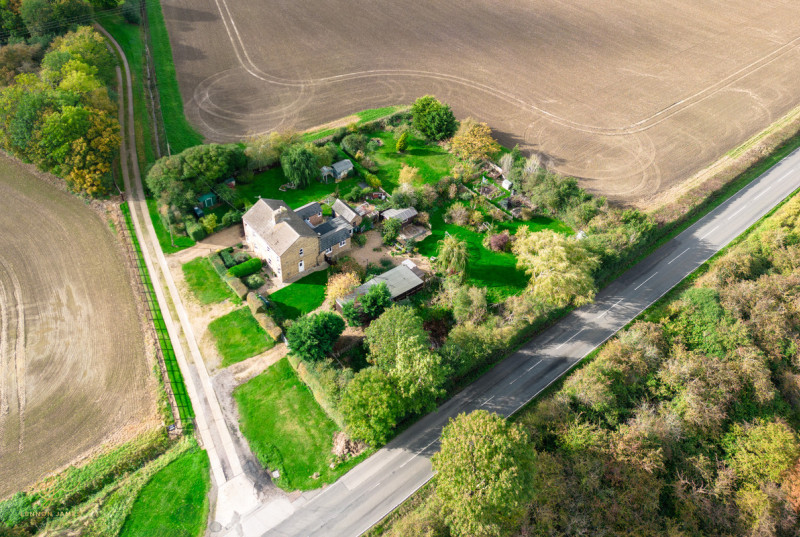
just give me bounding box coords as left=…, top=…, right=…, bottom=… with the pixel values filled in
left=119, top=202, right=195, bottom=433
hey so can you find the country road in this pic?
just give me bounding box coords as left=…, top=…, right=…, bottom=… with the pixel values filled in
left=253, top=150, right=800, bottom=535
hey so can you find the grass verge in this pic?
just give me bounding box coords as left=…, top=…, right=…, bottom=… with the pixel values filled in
left=268, top=269, right=329, bottom=320
left=147, top=199, right=195, bottom=253
left=119, top=442, right=210, bottom=537
left=234, top=358, right=369, bottom=491
left=121, top=202, right=195, bottom=425
left=182, top=257, right=236, bottom=304
left=301, top=106, right=406, bottom=142
left=208, top=307, right=274, bottom=367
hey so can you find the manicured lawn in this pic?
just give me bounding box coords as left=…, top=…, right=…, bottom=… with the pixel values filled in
left=208, top=308, right=274, bottom=367
left=367, top=130, right=454, bottom=192
left=148, top=199, right=195, bottom=253
left=120, top=447, right=210, bottom=537
left=268, top=269, right=329, bottom=320
left=237, top=166, right=360, bottom=210
left=182, top=257, right=235, bottom=304
left=417, top=208, right=573, bottom=302
left=234, top=358, right=368, bottom=491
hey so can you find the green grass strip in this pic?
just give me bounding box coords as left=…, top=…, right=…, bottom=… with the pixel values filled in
left=121, top=202, right=195, bottom=426
left=268, top=269, right=329, bottom=320
left=208, top=308, right=273, bottom=367
left=182, top=257, right=236, bottom=304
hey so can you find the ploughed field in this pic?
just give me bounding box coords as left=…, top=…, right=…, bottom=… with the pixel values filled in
left=0, top=156, right=156, bottom=499
left=163, top=0, right=800, bottom=203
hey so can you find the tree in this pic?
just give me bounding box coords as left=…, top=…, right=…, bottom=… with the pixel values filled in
left=398, top=164, right=420, bottom=184
left=392, top=337, right=447, bottom=414
left=450, top=118, right=500, bottom=162
left=280, top=144, right=318, bottom=189
left=411, top=95, right=458, bottom=141
left=432, top=411, right=535, bottom=537
left=0, top=43, right=40, bottom=86
left=199, top=214, right=218, bottom=235
left=365, top=305, right=428, bottom=370
left=285, top=311, right=345, bottom=362
left=359, top=282, right=392, bottom=321
left=437, top=234, right=469, bottom=278
left=341, top=367, right=403, bottom=445
left=326, top=271, right=360, bottom=302
left=341, top=299, right=361, bottom=327
left=452, top=285, right=487, bottom=325
left=21, top=0, right=92, bottom=37
left=381, top=217, right=401, bottom=244
left=395, top=131, right=408, bottom=152
left=726, top=419, right=800, bottom=487
left=512, top=228, right=599, bottom=308
left=49, top=26, right=115, bottom=85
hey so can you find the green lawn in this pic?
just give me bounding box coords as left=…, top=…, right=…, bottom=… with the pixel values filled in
left=237, top=167, right=360, bottom=210
left=120, top=447, right=210, bottom=537
left=268, top=269, right=329, bottom=320
left=367, top=130, right=454, bottom=192
left=148, top=199, right=195, bottom=253
left=417, top=208, right=573, bottom=302
left=182, top=257, right=235, bottom=304
left=234, top=358, right=368, bottom=491
left=301, top=106, right=406, bottom=142
left=208, top=308, right=274, bottom=367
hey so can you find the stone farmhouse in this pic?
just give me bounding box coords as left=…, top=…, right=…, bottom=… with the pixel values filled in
left=243, top=199, right=353, bottom=283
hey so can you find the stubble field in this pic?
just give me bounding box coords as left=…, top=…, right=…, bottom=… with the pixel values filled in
left=0, top=156, right=157, bottom=499
left=163, top=0, right=800, bottom=204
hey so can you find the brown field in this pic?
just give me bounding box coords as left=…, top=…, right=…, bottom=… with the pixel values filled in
left=0, top=156, right=157, bottom=499
left=163, top=0, right=800, bottom=203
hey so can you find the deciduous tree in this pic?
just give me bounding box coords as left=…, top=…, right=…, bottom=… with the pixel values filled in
left=280, top=144, right=318, bottom=189
left=450, top=118, right=500, bottom=162
left=341, top=367, right=403, bottom=445
left=285, top=311, right=345, bottom=362
left=437, top=234, right=469, bottom=278
left=365, top=305, right=428, bottom=370
left=326, top=271, right=360, bottom=302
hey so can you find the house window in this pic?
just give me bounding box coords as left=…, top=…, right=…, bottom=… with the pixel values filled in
left=299, top=260, right=305, bottom=272
left=325, top=247, right=332, bottom=254
left=299, top=248, right=303, bottom=256
left=339, top=240, right=346, bottom=248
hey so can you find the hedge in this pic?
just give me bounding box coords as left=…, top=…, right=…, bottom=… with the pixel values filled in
left=228, top=257, right=262, bottom=277
left=220, top=249, right=236, bottom=268
left=186, top=221, right=206, bottom=241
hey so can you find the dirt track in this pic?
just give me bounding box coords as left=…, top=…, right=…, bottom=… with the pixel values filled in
left=162, top=0, right=800, bottom=204
left=0, top=155, right=157, bottom=499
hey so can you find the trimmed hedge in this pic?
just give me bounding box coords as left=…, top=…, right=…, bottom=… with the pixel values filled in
left=186, top=221, right=206, bottom=241
left=244, top=274, right=265, bottom=289
left=224, top=275, right=249, bottom=299
left=220, top=249, right=236, bottom=268
left=228, top=258, right=262, bottom=277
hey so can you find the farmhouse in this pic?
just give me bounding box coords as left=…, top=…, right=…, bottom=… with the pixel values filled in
left=320, top=159, right=354, bottom=183
left=335, top=260, right=425, bottom=310
left=380, top=207, right=418, bottom=226
left=243, top=199, right=353, bottom=283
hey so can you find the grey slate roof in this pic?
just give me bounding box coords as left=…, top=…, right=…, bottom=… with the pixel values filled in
left=332, top=159, right=353, bottom=175
left=316, top=216, right=353, bottom=253
left=381, top=207, right=418, bottom=222
left=332, top=198, right=359, bottom=224
left=242, top=199, right=315, bottom=255
left=295, top=201, right=322, bottom=221
left=337, top=263, right=424, bottom=307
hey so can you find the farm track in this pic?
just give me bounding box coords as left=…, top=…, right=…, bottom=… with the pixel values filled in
left=162, top=0, right=800, bottom=203
left=0, top=156, right=157, bottom=499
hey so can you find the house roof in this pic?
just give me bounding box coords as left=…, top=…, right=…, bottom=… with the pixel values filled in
left=381, top=207, right=418, bottom=222
left=337, top=263, right=424, bottom=307
left=242, top=199, right=315, bottom=255
left=332, top=198, right=359, bottom=223
left=316, top=216, right=353, bottom=252
left=332, top=159, right=353, bottom=174
left=295, top=201, right=322, bottom=221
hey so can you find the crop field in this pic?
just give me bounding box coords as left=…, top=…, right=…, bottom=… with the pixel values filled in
left=162, top=0, right=800, bottom=204
left=0, top=157, right=156, bottom=499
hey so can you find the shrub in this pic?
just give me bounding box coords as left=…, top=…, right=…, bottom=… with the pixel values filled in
left=121, top=0, right=141, bottom=24
left=221, top=209, right=242, bottom=227
left=398, top=164, right=421, bottom=184
left=344, top=186, right=362, bottom=202
left=352, top=233, right=367, bottom=247
left=382, top=218, right=402, bottom=244
left=332, top=127, right=348, bottom=143
left=233, top=251, right=251, bottom=264
left=285, top=312, right=346, bottom=362
left=327, top=271, right=361, bottom=301
left=341, top=133, right=368, bottom=156
left=365, top=173, right=381, bottom=189
left=186, top=221, right=206, bottom=241
left=395, top=131, right=408, bottom=152
left=244, top=274, right=265, bottom=289
left=220, top=249, right=236, bottom=268
left=489, top=231, right=512, bottom=252
left=228, top=257, right=262, bottom=278
left=446, top=203, right=470, bottom=227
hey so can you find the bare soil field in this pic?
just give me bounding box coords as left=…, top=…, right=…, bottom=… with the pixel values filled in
left=0, top=155, right=157, bottom=499
left=162, top=0, right=800, bottom=203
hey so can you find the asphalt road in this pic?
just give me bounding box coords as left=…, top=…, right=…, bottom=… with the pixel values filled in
left=259, top=149, right=800, bottom=537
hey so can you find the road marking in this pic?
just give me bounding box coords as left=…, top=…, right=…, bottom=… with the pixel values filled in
left=416, top=438, right=438, bottom=455
left=753, top=189, right=769, bottom=200
left=511, top=358, right=545, bottom=385
left=555, top=329, right=584, bottom=350
left=634, top=272, right=657, bottom=291
left=597, top=298, right=624, bottom=319
left=526, top=359, right=543, bottom=372
left=668, top=248, right=690, bottom=264
left=698, top=225, right=719, bottom=241
left=480, top=395, right=495, bottom=407
left=727, top=205, right=747, bottom=221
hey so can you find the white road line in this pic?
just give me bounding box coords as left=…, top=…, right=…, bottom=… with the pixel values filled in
left=727, top=205, right=747, bottom=221
left=555, top=329, right=584, bottom=350
left=753, top=189, right=769, bottom=200
left=698, top=225, right=719, bottom=241
left=526, top=359, right=543, bottom=373
left=417, top=438, right=438, bottom=455
left=634, top=272, right=657, bottom=291
left=480, top=395, right=495, bottom=407
left=668, top=248, right=690, bottom=264
left=597, top=298, right=624, bottom=319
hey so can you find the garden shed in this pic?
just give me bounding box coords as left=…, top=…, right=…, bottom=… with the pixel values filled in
left=380, top=207, right=418, bottom=225
left=197, top=192, right=218, bottom=208
left=335, top=261, right=425, bottom=310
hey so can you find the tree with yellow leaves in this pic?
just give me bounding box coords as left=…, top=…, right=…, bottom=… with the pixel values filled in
left=450, top=118, right=500, bottom=162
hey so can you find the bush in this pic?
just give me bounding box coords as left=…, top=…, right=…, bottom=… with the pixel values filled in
left=341, top=133, right=368, bottom=156
left=220, top=249, right=236, bottom=268
left=233, top=251, right=251, bottom=264
left=332, top=127, right=348, bottom=143
left=395, top=131, right=408, bottom=152
left=122, top=0, right=141, bottom=24
left=228, top=257, right=262, bottom=278
left=285, top=312, right=345, bottom=362
left=352, top=233, right=367, bottom=247
left=221, top=209, right=242, bottom=227
left=344, top=186, right=362, bottom=202
left=489, top=231, right=512, bottom=252
left=244, top=274, right=265, bottom=289
left=382, top=218, right=402, bottom=244
left=186, top=221, right=206, bottom=241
